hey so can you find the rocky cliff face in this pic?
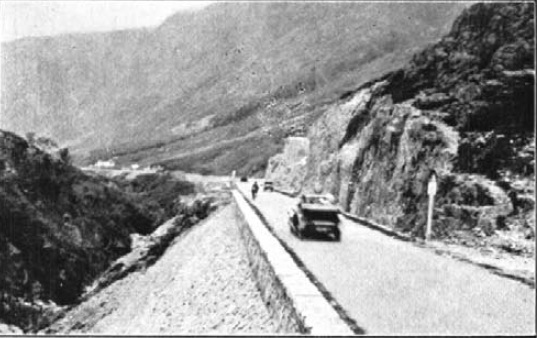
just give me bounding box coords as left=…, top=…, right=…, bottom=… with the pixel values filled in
left=0, top=130, right=197, bottom=330
left=265, top=137, right=309, bottom=194
left=266, top=3, right=535, bottom=247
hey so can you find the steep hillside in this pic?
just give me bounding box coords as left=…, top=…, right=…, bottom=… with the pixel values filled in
left=0, top=130, right=198, bottom=330
left=266, top=2, right=535, bottom=251
left=1, top=2, right=467, bottom=175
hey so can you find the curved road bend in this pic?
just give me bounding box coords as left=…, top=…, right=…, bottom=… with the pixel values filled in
left=237, top=183, right=535, bottom=335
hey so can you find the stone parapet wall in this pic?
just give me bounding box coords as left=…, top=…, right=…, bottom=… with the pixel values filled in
left=232, top=190, right=354, bottom=335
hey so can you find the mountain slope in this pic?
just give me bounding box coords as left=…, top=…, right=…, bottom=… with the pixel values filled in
left=1, top=2, right=467, bottom=174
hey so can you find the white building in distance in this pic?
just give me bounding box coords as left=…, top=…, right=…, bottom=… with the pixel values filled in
left=94, top=160, right=115, bottom=168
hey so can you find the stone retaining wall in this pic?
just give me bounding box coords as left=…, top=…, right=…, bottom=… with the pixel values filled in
left=234, top=206, right=304, bottom=334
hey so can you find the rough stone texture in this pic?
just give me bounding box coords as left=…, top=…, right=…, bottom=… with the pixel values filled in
left=304, top=85, right=376, bottom=197
left=234, top=206, right=303, bottom=334
left=265, top=137, right=309, bottom=195
left=345, top=103, right=459, bottom=234
left=0, top=322, right=23, bottom=334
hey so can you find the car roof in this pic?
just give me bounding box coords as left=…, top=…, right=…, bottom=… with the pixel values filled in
left=301, top=203, right=339, bottom=212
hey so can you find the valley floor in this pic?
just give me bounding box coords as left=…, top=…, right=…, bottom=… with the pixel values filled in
left=46, top=204, right=278, bottom=334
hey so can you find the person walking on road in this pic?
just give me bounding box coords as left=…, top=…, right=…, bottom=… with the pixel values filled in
left=251, top=181, right=259, bottom=200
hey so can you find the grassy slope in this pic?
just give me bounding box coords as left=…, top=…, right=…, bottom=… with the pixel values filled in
left=1, top=3, right=467, bottom=175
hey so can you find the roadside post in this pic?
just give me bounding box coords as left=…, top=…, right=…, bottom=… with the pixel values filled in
left=230, top=170, right=236, bottom=189
left=426, top=172, right=437, bottom=241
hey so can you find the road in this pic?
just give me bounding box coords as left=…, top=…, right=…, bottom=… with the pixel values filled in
left=237, top=183, right=536, bottom=335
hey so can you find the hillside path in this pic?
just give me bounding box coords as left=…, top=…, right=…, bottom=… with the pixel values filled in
left=48, top=204, right=278, bottom=334
left=237, top=183, right=536, bottom=335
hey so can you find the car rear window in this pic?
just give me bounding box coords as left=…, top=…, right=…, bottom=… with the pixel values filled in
left=303, top=210, right=339, bottom=222
left=305, top=196, right=327, bottom=204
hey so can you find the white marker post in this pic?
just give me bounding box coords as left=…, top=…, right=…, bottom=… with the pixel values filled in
left=426, top=173, right=437, bottom=241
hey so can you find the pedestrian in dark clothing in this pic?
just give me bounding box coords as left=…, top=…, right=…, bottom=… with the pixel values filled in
left=251, top=181, right=259, bottom=199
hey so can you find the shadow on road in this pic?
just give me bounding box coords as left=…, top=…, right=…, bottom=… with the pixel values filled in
left=292, top=232, right=340, bottom=243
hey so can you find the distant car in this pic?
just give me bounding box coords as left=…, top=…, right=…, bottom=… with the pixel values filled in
left=288, top=194, right=341, bottom=241
left=263, top=181, right=274, bottom=191
left=240, top=176, right=248, bottom=182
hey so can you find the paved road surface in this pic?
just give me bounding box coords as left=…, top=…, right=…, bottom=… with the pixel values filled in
left=238, top=183, right=535, bottom=335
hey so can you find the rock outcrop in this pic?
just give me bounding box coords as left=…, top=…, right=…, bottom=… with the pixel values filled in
left=265, top=137, right=309, bottom=194
left=0, top=130, right=198, bottom=331
left=266, top=3, right=534, bottom=245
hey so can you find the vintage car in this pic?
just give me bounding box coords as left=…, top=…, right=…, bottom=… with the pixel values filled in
left=288, top=194, right=341, bottom=241
left=240, top=176, right=248, bottom=182
left=263, top=181, right=274, bottom=191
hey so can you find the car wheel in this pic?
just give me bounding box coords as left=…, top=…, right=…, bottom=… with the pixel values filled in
left=333, top=228, right=341, bottom=241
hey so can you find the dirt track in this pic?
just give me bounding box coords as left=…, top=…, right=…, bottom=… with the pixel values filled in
left=238, top=183, right=536, bottom=335
left=48, top=204, right=278, bottom=334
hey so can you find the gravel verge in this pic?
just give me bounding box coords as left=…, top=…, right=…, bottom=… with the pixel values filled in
left=45, top=204, right=278, bottom=334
